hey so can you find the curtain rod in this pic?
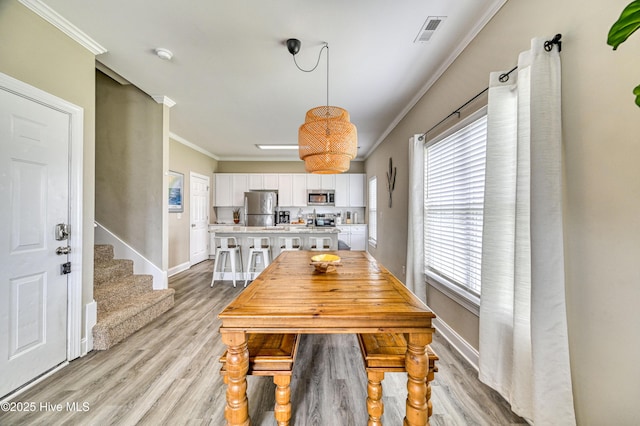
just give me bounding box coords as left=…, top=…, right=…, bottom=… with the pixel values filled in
left=417, top=34, right=562, bottom=142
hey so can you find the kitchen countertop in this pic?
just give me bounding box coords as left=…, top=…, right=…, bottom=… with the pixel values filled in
left=209, top=225, right=340, bottom=234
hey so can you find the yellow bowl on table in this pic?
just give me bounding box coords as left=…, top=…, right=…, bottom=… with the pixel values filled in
left=310, top=254, right=341, bottom=273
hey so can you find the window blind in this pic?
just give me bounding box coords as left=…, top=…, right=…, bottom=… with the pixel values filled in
left=368, top=177, right=377, bottom=245
left=424, top=114, right=487, bottom=296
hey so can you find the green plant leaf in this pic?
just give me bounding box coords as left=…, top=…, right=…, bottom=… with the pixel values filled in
left=607, top=0, right=640, bottom=49
left=634, top=84, right=640, bottom=107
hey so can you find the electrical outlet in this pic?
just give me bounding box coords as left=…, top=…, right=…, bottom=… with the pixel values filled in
left=402, top=265, right=406, bottom=275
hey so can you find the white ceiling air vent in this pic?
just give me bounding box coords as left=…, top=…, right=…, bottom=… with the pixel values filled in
left=414, top=16, right=446, bottom=43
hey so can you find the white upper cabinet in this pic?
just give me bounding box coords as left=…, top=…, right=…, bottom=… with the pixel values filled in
left=214, top=173, right=249, bottom=207
left=231, top=174, right=249, bottom=206
left=214, top=173, right=363, bottom=208
left=335, top=174, right=348, bottom=207
left=291, top=174, right=307, bottom=207
left=348, top=174, right=365, bottom=207
left=322, top=175, right=336, bottom=190
left=214, top=174, right=233, bottom=206
left=249, top=173, right=279, bottom=190
left=278, top=174, right=307, bottom=207
left=335, top=174, right=366, bottom=207
left=306, top=174, right=321, bottom=190
left=263, top=174, right=279, bottom=190
left=306, top=174, right=335, bottom=190
left=277, top=174, right=293, bottom=207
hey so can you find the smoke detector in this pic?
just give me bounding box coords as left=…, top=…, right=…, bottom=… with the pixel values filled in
left=414, top=16, right=446, bottom=43
left=155, top=48, right=173, bottom=60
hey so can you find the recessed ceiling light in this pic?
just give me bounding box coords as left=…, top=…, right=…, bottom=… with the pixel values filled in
left=155, top=48, right=173, bottom=60
left=255, top=144, right=299, bottom=150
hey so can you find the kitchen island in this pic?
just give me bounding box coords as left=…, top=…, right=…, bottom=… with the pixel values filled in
left=208, top=225, right=340, bottom=278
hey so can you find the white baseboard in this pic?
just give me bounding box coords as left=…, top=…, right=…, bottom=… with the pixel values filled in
left=94, top=222, right=168, bottom=289
left=168, top=261, right=191, bottom=277
left=83, top=300, right=97, bottom=355
left=433, top=317, right=479, bottom=371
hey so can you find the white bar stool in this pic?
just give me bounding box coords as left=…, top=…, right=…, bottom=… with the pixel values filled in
left=279, top=236, right=302, bottom=251
left=211, top=236, right=243, bottom=288
left=245, top=237, right=271, bottom=286
left=310, top=236, right=332, bottom=251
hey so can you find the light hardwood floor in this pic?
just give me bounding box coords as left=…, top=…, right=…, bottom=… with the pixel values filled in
left=0, top=260, right=525, bottom=425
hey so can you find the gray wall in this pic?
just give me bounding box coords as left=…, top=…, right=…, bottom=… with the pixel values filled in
left=365, top=0, right=640, bottom=423
left=168, top=139, right=218, bottom=268
left=95, top=71, right=165, bottom=267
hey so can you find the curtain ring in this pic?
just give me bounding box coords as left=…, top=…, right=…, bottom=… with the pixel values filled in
left=544, top=34, right=562, bottom=52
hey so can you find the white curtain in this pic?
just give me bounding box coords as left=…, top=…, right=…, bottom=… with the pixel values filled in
left=478, top=38, right=576, bottom=425
left=406, top=135, right=425, bottom=302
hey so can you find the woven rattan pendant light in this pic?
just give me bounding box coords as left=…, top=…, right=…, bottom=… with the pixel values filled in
left=287, top=38, right=357, bottom=174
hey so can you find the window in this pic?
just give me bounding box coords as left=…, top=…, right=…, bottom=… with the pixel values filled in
left=424, top=111, right=487, bottom=300
left=368, top=176, right=377, bottom=247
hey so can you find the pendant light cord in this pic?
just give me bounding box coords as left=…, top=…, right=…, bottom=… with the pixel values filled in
left=291, top=41, right=332, bottom=133
left=325, top=44, right=329, bottom=109
left=292, top=43, right=329, bottom=74
left=292, top=43, right=330, bottom=109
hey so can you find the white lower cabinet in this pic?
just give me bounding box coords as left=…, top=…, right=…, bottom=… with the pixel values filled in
left=337, top=224, right=367, bottom=251
left=349, top=225, right=367, bottom=251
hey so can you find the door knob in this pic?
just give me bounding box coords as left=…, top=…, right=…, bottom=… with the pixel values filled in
left=56, top=246, right=71, bottom=255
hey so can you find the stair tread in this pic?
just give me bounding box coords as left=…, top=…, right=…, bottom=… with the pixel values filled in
left=94, top=258, right=134, bottom=286
left=94, top=274, right=153, bottom=297
left=95, top=274, right=155, bottom=315
left=95, top=289, right=175, bottom=325
left=94, top=258, right=134, bottom=268
left=93, top=244, right=175, bottom=350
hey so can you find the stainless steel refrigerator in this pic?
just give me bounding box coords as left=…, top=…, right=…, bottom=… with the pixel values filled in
left=244, top=191, right=277, bottom=226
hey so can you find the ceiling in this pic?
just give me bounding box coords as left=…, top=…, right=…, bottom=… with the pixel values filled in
left=31, top=0, right=505, bottom=161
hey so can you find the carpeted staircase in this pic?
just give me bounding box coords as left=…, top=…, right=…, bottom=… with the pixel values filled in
left=93, top=244, right=175, bottom=350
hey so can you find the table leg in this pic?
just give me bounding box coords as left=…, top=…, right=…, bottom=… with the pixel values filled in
left=403, top=333, right=431, bottom=426
left=273, top=375, right=292, bottom=426
left=221, top=332, right=250, bottom=426
left=366, top=370, right=385, bottom=426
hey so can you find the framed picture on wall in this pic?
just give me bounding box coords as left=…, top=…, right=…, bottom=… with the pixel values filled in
left=168, top=171, right=184, bottom=213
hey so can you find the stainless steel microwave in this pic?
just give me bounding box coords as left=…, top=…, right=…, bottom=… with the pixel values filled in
left=307, top=190, right=335, bottom=206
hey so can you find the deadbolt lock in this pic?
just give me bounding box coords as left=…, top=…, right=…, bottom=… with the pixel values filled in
left=55, top=223, right=70, bottom=241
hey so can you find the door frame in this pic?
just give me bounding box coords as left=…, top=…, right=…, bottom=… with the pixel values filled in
left=0, top=72, right=84, bottom=361
left=189, top=171, right=210, bottom=265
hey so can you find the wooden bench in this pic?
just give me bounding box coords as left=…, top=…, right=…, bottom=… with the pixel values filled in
left=357, top=333, right=439, bottom=426
left=220, top=333, right=300, bottom=426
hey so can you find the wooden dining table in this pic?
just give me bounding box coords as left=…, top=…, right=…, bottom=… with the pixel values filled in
left=218, top=250, right=436, bottom=425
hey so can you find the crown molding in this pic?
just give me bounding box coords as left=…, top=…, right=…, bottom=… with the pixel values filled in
left=95, top=61, right=130, bottom=85
left=152, top=95, right=176, bottom=107
left=364, top=0, right=508, bottom=159
left=169, top=132, right=219, bottom=161
left=19, top=0, right=107, bottom=55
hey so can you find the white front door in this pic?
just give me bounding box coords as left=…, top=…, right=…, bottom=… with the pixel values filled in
left=0, top=86, right=70, bottom=398
left=190, top=172, right=210, bottom=265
